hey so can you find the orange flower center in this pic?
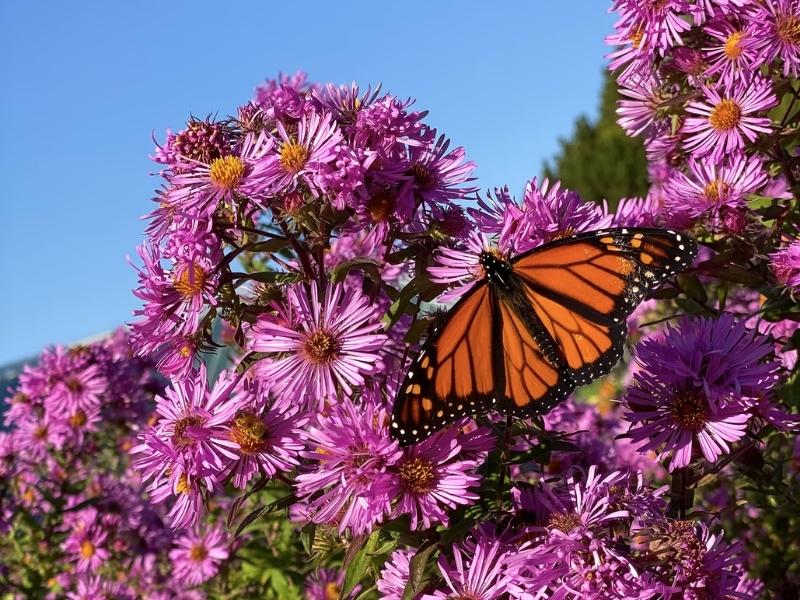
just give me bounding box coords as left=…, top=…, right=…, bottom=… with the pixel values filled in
left=172, top=415, right=204, bottom=448
left=209, top=155, right=245, bottom=190
left=69, top=410, right=87, bottom=428
left=630, top=25, right=644, bottom=49
left=173, top=262, right=207, bottom=298
left=303, top=330, right=340, bottom=365
left=398, top=457, right=436, bottom=493
left=176, top=473, right=192, bottom=494
left=280, top=141, right=308, bottom=173
left=547, top=511, right=582, bottom=533
left=324, top=583, right=341, bottom=600
left=189, top=544, right=209, bottom=561
left=709, top=99, right=742, bottom=131
left=80, top=539, right=96, bottom=559
left=670, top=390, right=709, bottom=430
left=703, top=179, right=730, bottom=203
left=777, top=14, right=800, bottom=45
left=409, top=162, right=436, bottom=189
left=230, top=409, right=268, bottom=455
left=724, top=31, right=744, bottom=60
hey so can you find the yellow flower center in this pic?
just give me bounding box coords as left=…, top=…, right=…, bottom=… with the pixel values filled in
left=80, top=540, right=96, bottom=559
left=398, top=457, right=436, bottom=494
left=176, top=473, right=192, bottom=494
left=777, top=14, right=800, bottom=45
left=303, top=330, right=340, bottom=365
left=670, top=390, right=709, bottom=430
left=209, top=155, right=245, bottom=190
left=179, top=344, right=192, bottom=358
left=173, top=262, right=207, bottom=298
left=280, top=141, right=308, bottom=173
left=189, top=544, right=209, bottom=562
left=709, top=99, right=742, bottom=131
left=630, top=25, right=644, bottom=49
left=547, top=511, right=582, bottom=533
left=230, top=409, right=268, bottom=455
left=724, top=31, right=745, bottom=60
left=366, top=189, right=396, bottom=222
left=65, top=377, right=84, bottom=393
left=171, top=415, right=204, bottom=448
left=703, top=179, right=730, bottom=203
left=34, top=425, right=48, bottom=440
left=69, top=410, right=87, bottom=428
left=324, top=582, right=341, bottom=600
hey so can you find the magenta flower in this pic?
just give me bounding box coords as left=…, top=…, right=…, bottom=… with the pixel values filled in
left=294, top=398, right=402, bottom=535
left=665, top=153, right=767, bottom=221
left=751, top=0, right=800, bottom=76
left=421, top=538, right=513, bottom=600
left=249, top=282, right=387, bottom=406
left=683, top=76, right=777, bottom=160
left=617, top=73, right=670, bottom=137
left=169, top=525, right=229, bottom=586
left=377, top=548, right=416, bottom=600
left=703, top=19, right=761, bottom=86
left=612, top=195, right=661, bottom=227
left=270, top=110, right=343, bottom=195
left=428, top=230, right=504, bottom=302
left=770, top=237, right=800, bottom=292
left=224, top=380, right=308, bottom=489
left=166, top=131, right=279, bottom=216
left=304, top=568, right=354, bottom=600
left=387, top=427, right=483, bottom=530
left=62, top=510, right=111, bottom=573
left=623, top=315, right=782, bottom=470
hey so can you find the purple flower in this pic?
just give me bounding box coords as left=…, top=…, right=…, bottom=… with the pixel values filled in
left=421, top=538, right=513, bottom=600
left=612, top=195, right=661, bottom=227
left=623, top=315, right=782, bottom=470
left=617, top=73, right=670, bottom=137
left=751, top=0, right=800, bottom=76
left=169, top=525, right=229, bottom=585
left=770, top=237, right=800, bottom=292
left=683, top=76, right=777, bottom=160
left=249, top=282, right=387, bottom=406
left=377, top=548, right=416, bottom=600
left=387, top=427, right=483, bottom=530
left=664, top=153, right=767, bottom=221
left=304, top=568, right=353, bottom=600
left=166, top=131, right=279, bottom=216
left=428, top=230, right=506, bottom=302
left=294, top=398, right=402, bottom=535
left=225, top=379, right=308, bottom=489
left=703, top=18, right=761, bottom=86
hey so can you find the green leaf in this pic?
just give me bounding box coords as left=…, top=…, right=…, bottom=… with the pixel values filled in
left=235, top=493, right=296, bottom=537
left=704, top=265, right=765, bottom=285
left=342, top=530, right=380, bottom=598
left=332, top=258, right=383, bottom=284
left=676, top=273, right=708, bottom=304
left=245, top=237, right=292, bottom=253
left=230, top=270, right=304, bottom=285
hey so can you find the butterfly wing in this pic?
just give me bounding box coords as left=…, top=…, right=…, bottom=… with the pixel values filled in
left=512, top=227, right=697, bottom=384
left=496, top=293, right=575, bottom=418
left=391, top=283, right=500, bottom=445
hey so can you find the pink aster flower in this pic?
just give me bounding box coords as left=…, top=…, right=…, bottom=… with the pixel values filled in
left=428, top=230, right=506, bottom=303
left=304, top=568, right=357, bottom=600
left=377, top=548, right=416, bottom=600
left=664, top=153, right=768, bottom=221
left=623, top=315, right=782, bottom=470
left=751, top=0, right=800, bottom=76
left=421, top=538, right=513, bottom=600
left=612, top=195, right=661, bottom=227
left=683, top=76, right=777, bottom=160
left=249, top=282, right=387, bottom=406
left=294, top=398, right=402, bottom=535
left=166, top=131, right=279, bottom=216
left=703, top=19, right=761, bottom=86
left=770, top=237, right=800, bottom=292
left=387, top=427, right=483, bottom=530
left=271, top=110, right=343, bottom=195
left=224, top=380, right=308, bottom=489
left=617, top=73, right=671, bottom=137
left=169, top=525, right=229, bottom=586
left=62, top=510, right=111, bottom=573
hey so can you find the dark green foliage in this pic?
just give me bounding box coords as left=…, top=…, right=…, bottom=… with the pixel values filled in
left=543, top=72, right=649, bottom=208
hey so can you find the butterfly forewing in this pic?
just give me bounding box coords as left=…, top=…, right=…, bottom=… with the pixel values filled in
left=512, top=228, right=697, bottom=384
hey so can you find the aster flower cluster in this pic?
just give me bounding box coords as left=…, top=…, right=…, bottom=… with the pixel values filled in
left=0, top=331, right=233, bottom=597
left=109, top=57, right=800, bottom=597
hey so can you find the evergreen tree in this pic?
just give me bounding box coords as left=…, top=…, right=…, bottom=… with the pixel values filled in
left=543, top=72, right=648, bottom=209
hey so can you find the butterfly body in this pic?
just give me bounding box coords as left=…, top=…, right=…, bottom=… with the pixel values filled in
left=390, top=228, right=697, bottom=446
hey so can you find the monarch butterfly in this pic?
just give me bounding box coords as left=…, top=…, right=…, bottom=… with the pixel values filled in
left=390, top=227, right=697, bottom=445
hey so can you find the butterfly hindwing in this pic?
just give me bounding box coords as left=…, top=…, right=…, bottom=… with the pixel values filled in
left=512, top=227, right=697, bottom=384
left=391, top=283, right=499, bottom=445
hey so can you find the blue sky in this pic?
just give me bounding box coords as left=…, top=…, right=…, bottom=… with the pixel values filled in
left=0, top=1, right=615, bottom=364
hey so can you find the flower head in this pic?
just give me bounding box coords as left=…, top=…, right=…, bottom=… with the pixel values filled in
left=169, top=525, right=229, bottom=586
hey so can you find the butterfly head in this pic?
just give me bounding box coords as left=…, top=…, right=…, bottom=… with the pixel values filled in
left=479, top=250, right=513, bottom=288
